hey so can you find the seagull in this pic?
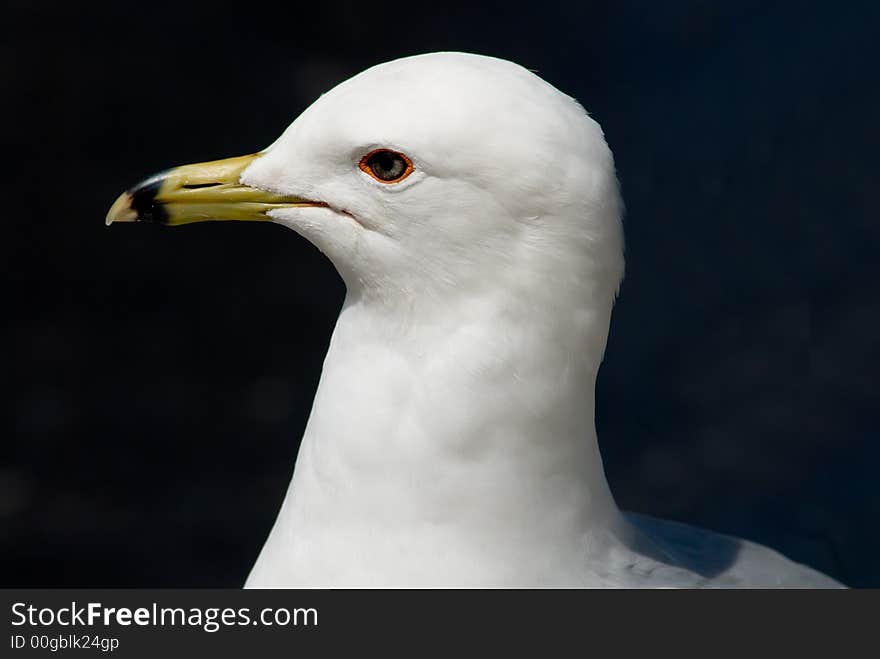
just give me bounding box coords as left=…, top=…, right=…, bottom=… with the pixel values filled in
left=107, top=52, right=842, bottom=588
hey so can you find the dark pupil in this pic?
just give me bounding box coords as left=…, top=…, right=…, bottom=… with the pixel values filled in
left=369, top=151, right=404, bottom=180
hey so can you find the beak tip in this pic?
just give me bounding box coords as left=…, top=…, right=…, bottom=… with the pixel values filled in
left=106, top=192, right=138, bottom=225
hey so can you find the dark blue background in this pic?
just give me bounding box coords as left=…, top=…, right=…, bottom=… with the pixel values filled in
left=3, top=1, right=877, bottom=586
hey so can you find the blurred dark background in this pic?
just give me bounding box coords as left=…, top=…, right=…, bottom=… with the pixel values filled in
left=3, top=1, right=877, bottom=586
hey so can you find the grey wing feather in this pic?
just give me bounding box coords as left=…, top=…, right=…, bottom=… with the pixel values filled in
left=622, top=512, right=845, bottom=588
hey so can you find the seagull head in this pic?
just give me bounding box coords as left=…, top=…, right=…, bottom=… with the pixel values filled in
left=107, top=52, right=624, bottom=312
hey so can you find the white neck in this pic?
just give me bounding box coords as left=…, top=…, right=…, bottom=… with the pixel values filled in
left=246, top=280, right=623, bottom=587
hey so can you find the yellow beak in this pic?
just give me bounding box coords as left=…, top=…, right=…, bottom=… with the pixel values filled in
left=105, top=153, right=324, bottom=226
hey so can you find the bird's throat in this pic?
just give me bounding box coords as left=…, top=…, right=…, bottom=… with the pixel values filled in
left=247, top=293, right=621, bottom=586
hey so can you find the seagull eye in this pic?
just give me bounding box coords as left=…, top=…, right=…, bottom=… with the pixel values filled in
left=359, top=149, right=414, bottom=183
